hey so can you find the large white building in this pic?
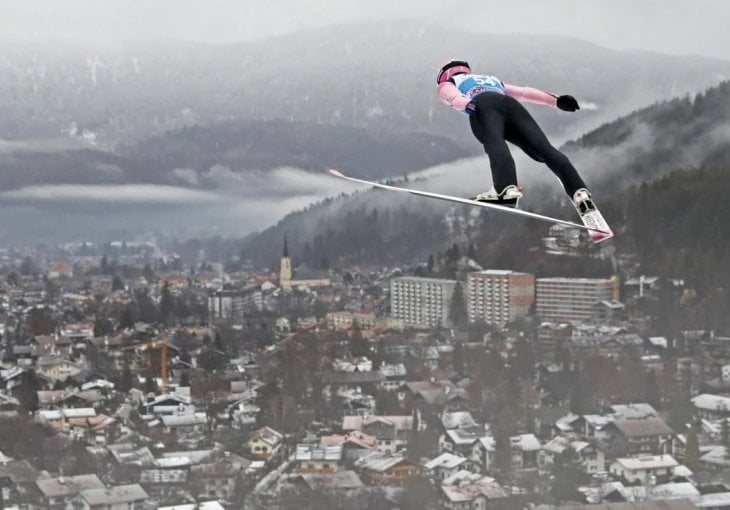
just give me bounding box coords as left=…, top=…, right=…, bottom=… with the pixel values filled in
left=536, top=277, right=618, bottom=324
left=208, top=290, right=246, bottom=321
left=467, top=270, right=535, bottom=327
left=390, top=277, right=457, bottom=328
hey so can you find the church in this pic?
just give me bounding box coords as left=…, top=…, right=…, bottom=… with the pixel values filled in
left=279, top=237, right=331, bottom=291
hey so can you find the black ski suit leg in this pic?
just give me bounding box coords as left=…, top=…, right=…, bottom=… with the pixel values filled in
left=503, top=95, right=587, bottom=197
left=469, top=95, right=518, bottom=193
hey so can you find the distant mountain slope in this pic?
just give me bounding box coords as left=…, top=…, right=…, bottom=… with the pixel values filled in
left=121, top=119, right=467, bottom=180
left=0, top=121, right=464, bottom=191
left=1, top=21, right=729, bottom=146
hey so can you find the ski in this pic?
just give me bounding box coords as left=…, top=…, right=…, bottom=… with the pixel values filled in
left=328, top=169, right=612, bottom=240
left=573, top=201, right=614, bottom=243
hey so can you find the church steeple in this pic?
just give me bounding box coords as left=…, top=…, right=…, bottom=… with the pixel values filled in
left=280, top=235, right=292, bottom=291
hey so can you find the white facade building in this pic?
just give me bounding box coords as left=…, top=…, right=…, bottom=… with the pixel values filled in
left=390, top=277, right=457, bottom=328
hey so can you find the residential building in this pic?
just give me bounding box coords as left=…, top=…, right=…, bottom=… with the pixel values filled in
left=35, top=474, right=106, bottom=508
left=537, top=322, right=574, bottom=360
left=440, top=471, right=509, bottom=510
left=424, top=453, right=468, bottom=481
left=540, top=436, right=606, bottom=474
left=390, top=276, right=457, bottom=328
left=320, top=431, right=379, bottom=463
left=691, top=394, right=730, bottom=420
left=605, top=417, right=674, bottom=456
left=78, top=484, right=148, bottom=510
left=342, top=415, right=414, bottom=453
left=208, top=290, right=246, bottom=321
left=189, top=458, right=247, bottom=502
left=536, top=276, right=619, bottom=324
left=291, top=471, right=365, bottom=493
left=35, top=356, right=83, bottom=382
left=700, top=446, right=730, bottom=471
left=470, top=434, right=542, bottom=474
left=293, top=444, right=343, bottom=474
left=467, top=270, right=535, bottom=327
left=609, top=455, right=680, bottom=484
left=0, top=458, right=41, bottom=507
left=326, top=311, right=378, bottom=330
left=249, top=427, right=284, bottom=459
left=354, top=450, right=421, bottom=485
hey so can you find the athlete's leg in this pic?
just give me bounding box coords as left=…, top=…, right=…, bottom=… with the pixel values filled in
left=504, top=96, right=587, bottom=197
left=469, top=94, right=517, bottom=193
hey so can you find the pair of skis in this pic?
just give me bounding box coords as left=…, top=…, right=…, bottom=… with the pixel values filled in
left=328, top=169, right=613, bottom=243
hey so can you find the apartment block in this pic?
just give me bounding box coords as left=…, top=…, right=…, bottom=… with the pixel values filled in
left=390, top=277, right=457, bottom=328
left=536, top=277, right=618, bottom=324
left=467, top=270, right=535, bottom=327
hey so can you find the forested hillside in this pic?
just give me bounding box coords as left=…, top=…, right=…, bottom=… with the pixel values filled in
left=565, top=81, right=730, bottom=191
left=625, top=165, right=730, bottom=291
left=242, top=80, right=730, bottom=270
left=0, top=122, right=465, bottom=191
left=121, top=120, right=468, bottom=180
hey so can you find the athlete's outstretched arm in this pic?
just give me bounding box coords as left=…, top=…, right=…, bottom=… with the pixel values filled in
left=437, top=81, right=472, bottom=111
left=503, top=83, right=558, bottom=107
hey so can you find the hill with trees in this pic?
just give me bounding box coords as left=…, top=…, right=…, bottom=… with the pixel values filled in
left=239, top=81, right=730, bottom=283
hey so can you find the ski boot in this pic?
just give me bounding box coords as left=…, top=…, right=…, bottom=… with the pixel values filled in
left=471, top=185, right=523, bottom=208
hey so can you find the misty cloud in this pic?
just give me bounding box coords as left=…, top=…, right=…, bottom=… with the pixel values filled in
left=0, top=138, right=81, bottom=154
left=171, top=167, right=200, bottom=186
left=0, top=184, right=223, bottom=204
left=198, top=165, right=355, bottom=199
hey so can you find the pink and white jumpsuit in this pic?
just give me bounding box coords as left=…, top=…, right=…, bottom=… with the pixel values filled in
left=438, top=74, right=587, bottom=197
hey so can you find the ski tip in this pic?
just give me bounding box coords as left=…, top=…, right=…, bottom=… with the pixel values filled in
left=328, top=168, right=345, bottom=178
left=590, top=229, right=614, bottom=243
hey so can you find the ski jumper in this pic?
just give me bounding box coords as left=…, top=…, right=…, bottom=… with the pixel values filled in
left=437, top=74, right=587, bottom=197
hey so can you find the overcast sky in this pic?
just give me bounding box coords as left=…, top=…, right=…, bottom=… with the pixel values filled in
left=1, top=0, right=728, bottom=60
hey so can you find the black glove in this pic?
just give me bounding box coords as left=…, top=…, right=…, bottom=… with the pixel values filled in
left=556, top=95, right=580, bottom=112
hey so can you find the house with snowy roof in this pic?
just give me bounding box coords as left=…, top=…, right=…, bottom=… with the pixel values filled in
left=439, top=471, right=509, bottom=510
left=470, top=433, right=542, bottom=474
left=424, top=452, right=468, bottom=481
left=353, top=450, right=421, bottom=486
left=609, top=455, right=680, bottom=485
left=604, top=416, right=674, bottom=456
left=293, top=444, right=344, bottom=474
left=320, top=431, right=379, bottom=463
left=35, top=474, right=105, bottom=508
left=540, top=436, right=606, bottom=474
left=342, top=414, right=414, bottom=453
left=78, top=484, right=148, bottom=509
left=691, top=394, right=730, bottom=420
left=248, top=426, right=283, bottom=459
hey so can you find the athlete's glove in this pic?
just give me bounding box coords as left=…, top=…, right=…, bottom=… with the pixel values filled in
left=464, top=99, right=477, bottom=116
left=556, top=95, right=580, bottom=112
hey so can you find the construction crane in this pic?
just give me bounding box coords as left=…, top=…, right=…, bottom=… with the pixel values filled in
left=122, top=338, right=170, bottom=390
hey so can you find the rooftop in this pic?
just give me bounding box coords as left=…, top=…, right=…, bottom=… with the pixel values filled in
left=80, top=484, right=148, bottom=505
left=611, top=417, right=674, bottom=437
left=614, top=454, right=679, bottom=471
left=295, top=444, right=343, bottom=462
left=36, top=474, right=105, bottom=497
left=424, top=453, right=467, bottom=470
left=296, top=471, right=365, bottom=491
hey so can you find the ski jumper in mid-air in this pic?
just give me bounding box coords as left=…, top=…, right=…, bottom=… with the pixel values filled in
left=436, top=59, right=592, bottom=209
